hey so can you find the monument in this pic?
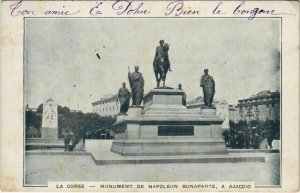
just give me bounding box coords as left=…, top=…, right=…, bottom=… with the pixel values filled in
left=216, top=100, right=230, bottom=130
left=111, top=51, right=227, bottom=155
left=26, top=99, right=62, bottom=150
left=41, top=98, right=58, bottom=138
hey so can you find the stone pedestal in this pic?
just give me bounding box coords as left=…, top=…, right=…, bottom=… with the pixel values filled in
left=41, top=127, right=58, bottom=139
left=200, top=108, right=217, bottom=116
left=128, top=106, right=143, bottom=117
left=111, top=88, right=228, bottom=156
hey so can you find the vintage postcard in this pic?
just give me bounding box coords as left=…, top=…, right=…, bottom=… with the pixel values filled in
left=0, top=0, right=299, bottom=192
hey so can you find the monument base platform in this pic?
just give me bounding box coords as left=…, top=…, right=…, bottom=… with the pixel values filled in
left=87, top=140, right=267, bottom=165
left=25, top=138, right=64, bottom=150
left=111, top=139, right=227, bottom=156
left=92, top=153, right=265, bottom=165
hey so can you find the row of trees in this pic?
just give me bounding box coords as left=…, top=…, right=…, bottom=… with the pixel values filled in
left=223, top=119, right=280, bottom=149
left=25, top=104, right=117, bottom=144
left=26, top=104, right=280, bottom=150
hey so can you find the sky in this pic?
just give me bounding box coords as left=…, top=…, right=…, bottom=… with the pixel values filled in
left=25, top=18, right=280, bottom=112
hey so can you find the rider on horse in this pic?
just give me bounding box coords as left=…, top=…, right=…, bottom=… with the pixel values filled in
left=153, top=40, right=171, bottom=87
left=153, top=40, right=171, bottom=72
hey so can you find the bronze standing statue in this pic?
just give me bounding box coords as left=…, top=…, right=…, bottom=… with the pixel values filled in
left=128, top=65, right=144, bottom=107
left=200, top=69, right=215, bottom=108
left=118, top=82, right=131, bottom=114
left=153, top=40, right=171, bottom=87
left=177, top=83, right=187, bottom=106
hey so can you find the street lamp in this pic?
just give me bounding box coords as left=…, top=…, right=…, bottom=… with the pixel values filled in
left=239, top=101, right=260, bottom=148
left=25, top=105, right=30, bottom=130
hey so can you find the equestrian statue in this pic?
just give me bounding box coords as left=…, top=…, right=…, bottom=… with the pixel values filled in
left=153, top=40, right=171, bottom=87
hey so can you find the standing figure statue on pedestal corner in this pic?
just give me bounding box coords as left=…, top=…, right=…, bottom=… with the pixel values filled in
left=118, top=82, right=131, bottom=114
left=153, top=39, right=171, bottom=87
left=128, top=65, right=144, bottom=107
left=177, top=83, right=187, bottom=106
left=200, top=69, right=215, bottom=108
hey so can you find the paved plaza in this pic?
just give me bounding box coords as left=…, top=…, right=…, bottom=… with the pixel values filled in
left=25, top=140, right=280, bottom=187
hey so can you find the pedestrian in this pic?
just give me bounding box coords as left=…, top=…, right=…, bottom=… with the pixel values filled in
left=63, top=129, right=71, bottom=152
left=252, top=132, right=260, bottom=149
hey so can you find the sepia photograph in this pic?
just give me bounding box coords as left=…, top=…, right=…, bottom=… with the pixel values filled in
left=24, top=17, right=281, bottom=188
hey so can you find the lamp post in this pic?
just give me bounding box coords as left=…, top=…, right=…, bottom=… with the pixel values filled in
left=239, top=101, right=260, bottom=148
left=25, top=104, right=30, bottom=130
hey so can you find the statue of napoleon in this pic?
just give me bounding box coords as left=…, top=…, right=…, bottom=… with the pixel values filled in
left=200, top=69, right=215, bottom=108
left=153, top=40, right=171, bottom=87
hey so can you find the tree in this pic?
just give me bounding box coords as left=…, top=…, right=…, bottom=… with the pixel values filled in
left=25, top=103, right=117, bottom=141
left=37, top=104, right=43, bottom=113
left=226, top=118, right=280, bottom=149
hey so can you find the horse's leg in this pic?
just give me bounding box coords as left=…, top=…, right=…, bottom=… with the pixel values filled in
left=157, top=74, right=161, bottom=87
left=159, top=65, right=165, bottom=87
left=154, top=71, right=159, bottom=87
left=162, top=67, right=168, bottom=87
left=155, top=72, right=160, bottom=87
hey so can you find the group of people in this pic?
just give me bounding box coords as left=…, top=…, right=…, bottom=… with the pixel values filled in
left=63, top=130, right=75, bottom=152
left=117, top=39, right=215, bottom=115
left=223, top=129, right=273, bottom=149
left=63, top=128, right=87, bottom=152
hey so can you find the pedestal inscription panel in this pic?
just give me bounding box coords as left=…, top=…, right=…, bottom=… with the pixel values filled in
left=158, top=126, right=194, bottom=136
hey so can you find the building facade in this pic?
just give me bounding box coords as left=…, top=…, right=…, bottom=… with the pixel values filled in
left=186, top=90, right=280, bottom=124
left=237, top=90, right=280, bottom=121
left=92, top=94, right=120, bottom=117
left=229, top=105, right=240, bottom=123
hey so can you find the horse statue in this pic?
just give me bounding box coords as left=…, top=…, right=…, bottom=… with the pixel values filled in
left=153, top=43, right=170, bottom=87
